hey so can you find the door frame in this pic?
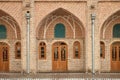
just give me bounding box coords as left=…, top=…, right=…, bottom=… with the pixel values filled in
left=0, top=42, right=9, bottom=72
left=52, top=41, right=68, bottom=72
left=111, top=42, right=120, bottom=72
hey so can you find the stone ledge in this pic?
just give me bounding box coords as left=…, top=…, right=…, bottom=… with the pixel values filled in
left=35, top=0, right=87, bottom=2
left=0, top=0, right=21, bottom=2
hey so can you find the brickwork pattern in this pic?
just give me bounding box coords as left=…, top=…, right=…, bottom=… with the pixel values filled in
left=0, top=1, right=22, bottom=72
left=0, top=0, right=120, bottom=73
left=37, top=39, right=85, bottom=72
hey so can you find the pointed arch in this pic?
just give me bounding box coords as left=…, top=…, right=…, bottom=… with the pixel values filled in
left=36, top=8, right=85, bottom=39
left=100, top=10, right=120, bottom=39
left=0, top=9, right=21, bottom=40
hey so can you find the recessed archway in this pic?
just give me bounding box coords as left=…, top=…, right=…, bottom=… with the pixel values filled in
left=100, top=10, right=120, bottom=39
left=36, top=8, right=85, bottom=39
left=0, top=9, right=21, bottom=72
left=0, top=10, right=21, bottom=40
left=36, top=8, right=86, bottom=72
left=100, top=10, right=120, bottom=72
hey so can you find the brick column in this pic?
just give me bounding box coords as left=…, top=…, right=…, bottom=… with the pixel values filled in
left=21, top=0, right=37, bottom=73
left=21, top=10, right=27, bottom=72
left=94, top=0, right=101, bottom=72
left=29, top=0, right=37, bottom=73
left=86, top=0, right=100, bottom=73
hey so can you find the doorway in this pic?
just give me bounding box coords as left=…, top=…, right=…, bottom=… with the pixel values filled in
left=0, top=42, right=9, bottom=72
left=111, top=42, right=120, bottom=72
left=52, top=42, right=67, bottom=72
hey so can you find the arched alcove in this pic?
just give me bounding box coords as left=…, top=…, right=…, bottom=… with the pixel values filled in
left=0, top=10, right=21, bottom=40
left=36, top=8, right=85, bottom=39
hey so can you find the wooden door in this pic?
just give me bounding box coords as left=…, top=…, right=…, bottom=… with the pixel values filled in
left=52, top=42, right=67, bottom=72
left=111, top=42, right=120, bottom=72
left=0, top=42, right=9, bottom=72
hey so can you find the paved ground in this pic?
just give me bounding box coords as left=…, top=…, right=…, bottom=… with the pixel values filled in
left=0, top=72, right=120, bottom=79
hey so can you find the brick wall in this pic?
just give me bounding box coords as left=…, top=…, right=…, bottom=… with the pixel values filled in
left=0, top=0, right=120, bottom=73
left=37, top=39, right=85, bottom=72
left=0, top=1, right=22, bottom=72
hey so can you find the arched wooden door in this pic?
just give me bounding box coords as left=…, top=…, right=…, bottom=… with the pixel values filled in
left=0, top=42, right=9, bottom=72
left=52, top=42, right=68, bottom=72
left=111, top=42, right=120, bottom=72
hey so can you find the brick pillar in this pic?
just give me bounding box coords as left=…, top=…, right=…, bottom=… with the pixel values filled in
left=85, top=11, right=92, bottom=72
left=21, top=10, right=27, bottom=72
left=29, top=0, right=37, bottom=73
left=86, top=0, right=100, bottom=73
left=94, top=0, right=101, bottom=73
left=21, top=0, right=36, bottom=73
left=85, top=1, right=92, bottom=73
left=94, top=16, right=101, bottom=72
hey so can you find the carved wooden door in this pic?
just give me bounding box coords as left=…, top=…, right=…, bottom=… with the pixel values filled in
left=52, top=42, right=67, bottom=71
left=111, top=43, right=120, bottom=72
left=0, top=42, right=9, bottom=72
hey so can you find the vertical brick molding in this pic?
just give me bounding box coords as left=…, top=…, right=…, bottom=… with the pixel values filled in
left=21, top=11, right=27, bottom=73
left=86, top=0, right=100, bottom=73
left=22, top=0, right=37, bottom=73
left=29, top=0, right=37, bottom=73
left=85, top=0, right=93, bottom=73
left=94, top=1, right=101, bottom=73
left=21, top=0, right=32, bottom=73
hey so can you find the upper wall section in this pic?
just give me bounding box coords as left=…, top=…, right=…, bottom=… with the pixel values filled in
left=0, top=1, right=22, bottom=30
left=0, top=0, right=21, bottom=1
left=35, top=1, right=87, bottom=29
left=34, top=0, right=119, bottom=1
left=0, top=0, right=118, bottom=1
left=34, top=0, right=87, bottom=1
left=98, top=1, right=120, bottom=32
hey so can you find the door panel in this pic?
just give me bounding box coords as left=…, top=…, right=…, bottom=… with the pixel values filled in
left=52, top=46, right=59, bottom=71
left=0, top=46, right=2, bottom=71
left=59, top=45, right=67, bottom=71
left=52, top=42, right=67, bottom=71
left=111, top=43, right=120, bottom=72
left=0, top=43, right=9, bottom=72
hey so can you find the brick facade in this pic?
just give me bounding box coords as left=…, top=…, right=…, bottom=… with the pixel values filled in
left=0, top=0, right=120, bottom=73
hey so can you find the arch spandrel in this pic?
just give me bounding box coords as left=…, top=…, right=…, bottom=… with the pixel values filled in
left=100, top=10, right=120, bottom=40
left=0, top=10, right=21, bottom=40
left=36, top=8, right=85, bottom=40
